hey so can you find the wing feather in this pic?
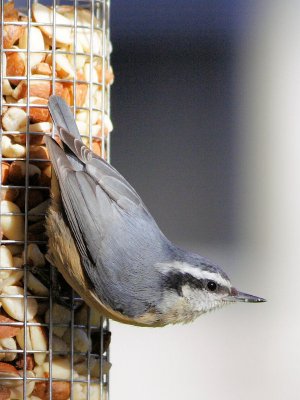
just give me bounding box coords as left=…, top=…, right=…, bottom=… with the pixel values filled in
left=46, top=96, right=167, bottom=317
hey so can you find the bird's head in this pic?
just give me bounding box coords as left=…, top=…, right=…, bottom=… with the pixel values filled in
left=156, top=255, right=265, bottom=324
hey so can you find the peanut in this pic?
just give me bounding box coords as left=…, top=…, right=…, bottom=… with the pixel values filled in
left=33, top=380, right=70, bottom=400
left=0, top=314, right=21, bottom=339
left=1, top=163, right=10, bottom=185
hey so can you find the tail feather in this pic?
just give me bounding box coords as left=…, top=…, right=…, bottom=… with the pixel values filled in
left=48, top=95, right=81, bottom=140
left=47, top=95, right=85, bottom=170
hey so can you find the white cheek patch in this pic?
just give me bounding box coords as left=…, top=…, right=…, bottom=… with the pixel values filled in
left=182, top=285, right=228, bottom=314
left=156, top=261, right=231, bottom=289
left=182, top=286, right=214, bottom=312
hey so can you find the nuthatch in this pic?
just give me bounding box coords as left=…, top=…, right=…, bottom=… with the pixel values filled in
left=45, top=95, right=265, bottom=327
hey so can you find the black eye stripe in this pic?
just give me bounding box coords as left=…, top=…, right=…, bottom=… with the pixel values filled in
left=164, top=272, right=203, bottom=296
left=165, top=272, right=229, bottom=296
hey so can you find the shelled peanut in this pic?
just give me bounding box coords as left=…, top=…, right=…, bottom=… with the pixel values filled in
left=0, top=243, right=111, bottom=400
left=1, top=1, right=112, bottom=398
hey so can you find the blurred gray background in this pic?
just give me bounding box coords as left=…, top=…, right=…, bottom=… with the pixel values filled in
left=109, top=2, right=300, bottom=400
left=110, top=0, right=248, bottom=245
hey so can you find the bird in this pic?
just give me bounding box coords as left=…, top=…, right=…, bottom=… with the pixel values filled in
left=45, top=95, right=266, bottom=327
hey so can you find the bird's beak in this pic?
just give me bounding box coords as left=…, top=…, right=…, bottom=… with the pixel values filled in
left=227, top=288, right=266, bottom=303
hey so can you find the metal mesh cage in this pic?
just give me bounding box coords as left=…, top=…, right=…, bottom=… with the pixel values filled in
left=0, top=0, right=112, bottom=398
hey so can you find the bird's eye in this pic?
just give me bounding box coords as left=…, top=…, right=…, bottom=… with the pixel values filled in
left=207, top=280, right=217, bottom=291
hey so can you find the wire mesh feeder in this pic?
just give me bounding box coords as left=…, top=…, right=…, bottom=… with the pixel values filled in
left=0, top=0, right=113, bottom=398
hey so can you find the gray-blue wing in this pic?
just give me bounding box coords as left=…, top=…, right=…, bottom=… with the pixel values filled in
left=45, top=130, right=168, bottom=317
